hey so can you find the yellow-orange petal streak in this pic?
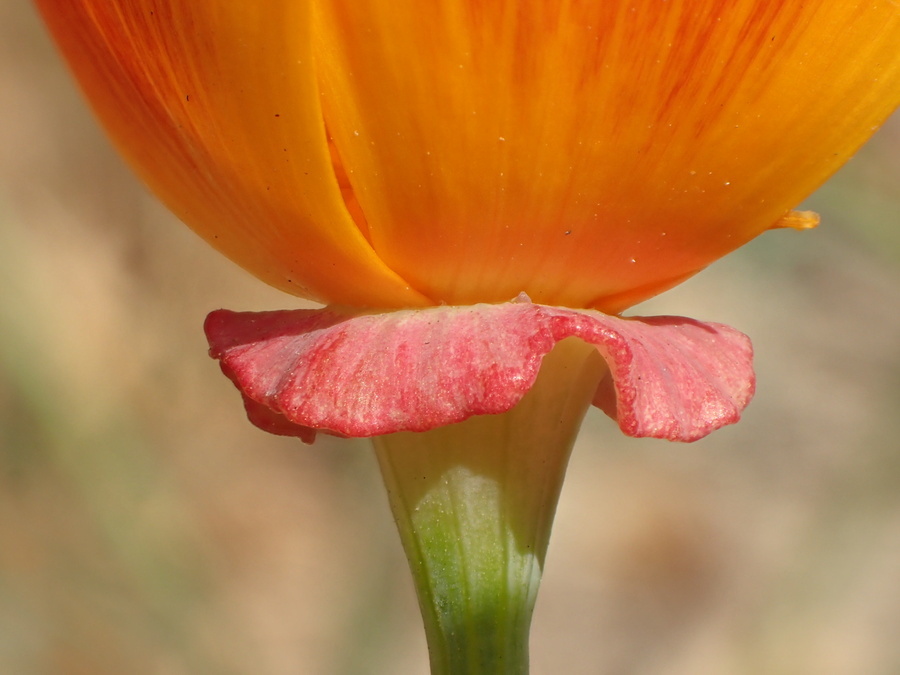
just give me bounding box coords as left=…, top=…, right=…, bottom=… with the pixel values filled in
left=315, top=0, right=900, bottom=311
left=771, top=210, right=820, bottom=231
left=35, top=1, right=429, bottom=308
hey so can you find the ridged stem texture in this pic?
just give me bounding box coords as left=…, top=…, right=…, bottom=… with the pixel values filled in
left=374, top=338, right=606, bottom=674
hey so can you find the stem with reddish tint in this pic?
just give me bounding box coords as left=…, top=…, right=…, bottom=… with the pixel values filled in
left=374, top=338, right=606, bottom=675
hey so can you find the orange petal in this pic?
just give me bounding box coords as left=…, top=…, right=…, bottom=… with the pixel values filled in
left=315, top=0, right=900, bottom=311
left=35, top=1, right=429, bottom=308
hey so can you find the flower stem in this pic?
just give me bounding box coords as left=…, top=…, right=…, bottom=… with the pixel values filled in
left=373, top=338, right=606, bottom=675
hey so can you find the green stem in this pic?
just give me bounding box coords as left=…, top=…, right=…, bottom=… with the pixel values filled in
left=373, top=338, right=606, bottom=675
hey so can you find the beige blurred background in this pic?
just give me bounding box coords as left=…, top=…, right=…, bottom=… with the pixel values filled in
left=2, top=3, right=899, bottom=674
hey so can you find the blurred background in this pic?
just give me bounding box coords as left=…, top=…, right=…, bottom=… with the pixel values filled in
left=2, top=3, right=899, bottom=674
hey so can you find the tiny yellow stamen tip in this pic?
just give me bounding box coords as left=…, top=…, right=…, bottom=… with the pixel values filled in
left=771, top=209, right=821, bottom=231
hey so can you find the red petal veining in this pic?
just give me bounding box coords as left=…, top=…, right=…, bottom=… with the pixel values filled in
left=205, top=299, right=754, bottom=443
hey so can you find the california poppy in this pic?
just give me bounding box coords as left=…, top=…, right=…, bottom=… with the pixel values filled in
left=36, top=2, right=900, bottom=672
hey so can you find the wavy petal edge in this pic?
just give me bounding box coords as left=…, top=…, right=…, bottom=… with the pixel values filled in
left=205, top=298, right=754, bottom=444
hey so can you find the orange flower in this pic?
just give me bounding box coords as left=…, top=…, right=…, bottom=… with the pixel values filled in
left=35, top=8, right=900, bottom=670
left=36, top=1, right=900, bottom=313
